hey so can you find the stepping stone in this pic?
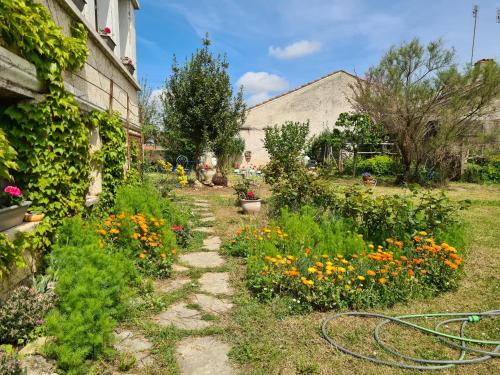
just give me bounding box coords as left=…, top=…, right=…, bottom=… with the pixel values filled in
left=20, top=355, right=56, bottom=375
left=114, top=329, right=153, bottom=367
left=199, top=216, right=216, bottom=224
left=154, top=277, right=191, bottom=293
left=179, top=252, right=225, bottom=268
left=190, top=293, right=233, bottom=314
left=173, top=264, right=190, bottom=272
left=199, top=211, right=215, bottom=218
left=176, top=336, right=234, bottom=375
left=202, top=236, right=221, bottom=251
left=194, top=199, right=209, bottom=204
left=193, top=227, right=215, bottom=234
left=194, top=202, right=210, bottom=208
left=154, top=302, right=212, bottom=330
left=199, top=273, right=233, bottom=295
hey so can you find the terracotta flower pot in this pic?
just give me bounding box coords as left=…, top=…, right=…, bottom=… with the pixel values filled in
left=0, top=201, right=32, bottom=231
left=241, top=199, right=261, bottom=214
left=24, top=213, right=45, bottom=223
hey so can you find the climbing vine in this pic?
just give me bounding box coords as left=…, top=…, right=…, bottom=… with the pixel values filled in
left=0, top=128, right=18, bottom=181
left=87, top=111, right=127, bottom=210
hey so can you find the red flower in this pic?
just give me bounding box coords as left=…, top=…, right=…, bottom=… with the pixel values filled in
left=4, top=186, right=22, bottom=197
left=172, top=224, right=184, bottom=232
left=246, top=191, right=254, bottom=199
left=103, top=26, right=111, bottom=34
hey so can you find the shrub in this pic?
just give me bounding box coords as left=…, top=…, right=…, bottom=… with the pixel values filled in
left=46, top=238, right=137, bottom=374
left=357, top=155, right=397, bottom=176
left=0, top=286, right=56, bottom=345
left=0, top=346, right=21, bottom=375
left=462, top=156, right=500, bottom=183
left=96, top=212, right=177, bottom=277
left=114, top=182, right=188, bottom=229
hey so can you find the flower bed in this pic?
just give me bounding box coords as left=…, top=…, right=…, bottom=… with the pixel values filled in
left=226, top=209, right=464, bottom=310
left=97, top=212, right=178, bottom=277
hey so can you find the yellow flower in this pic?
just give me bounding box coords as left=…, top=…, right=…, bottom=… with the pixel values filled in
left=307, top=267, right=317, bottom=274
left=109, top=228, right=120, bottom=234
left=338, top=267, right=346, bottom=273
left=357, top=275, right=365, bottom=281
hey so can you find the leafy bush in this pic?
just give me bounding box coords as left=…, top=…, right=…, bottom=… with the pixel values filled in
left=0, top=286, right=55, bottom=345
left=463, top=156, right=500, bottom=183
left=113, top=182, right=188, bottom=229
left=0, top=346, right=21, bottom=375
left=46, top=220, right=137, bottom=374
left=345, top=155, right=397, bottom=176
left=96, top=212, right=177, bottom=277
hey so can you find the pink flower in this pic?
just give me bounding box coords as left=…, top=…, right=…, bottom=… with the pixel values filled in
left=4, top=186, right=22, bottom=197
left=246, top=191, right=254, bottom=199
left=103, top=26, right=111, bottom=34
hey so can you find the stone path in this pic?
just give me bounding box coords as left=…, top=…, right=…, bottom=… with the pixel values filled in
left=128, top=197, right=235, bottom=374
left=114, top=329, right=154, bottom=368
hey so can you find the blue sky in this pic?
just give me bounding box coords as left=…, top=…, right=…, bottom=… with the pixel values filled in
left=136, top=0, right=500, bottom=106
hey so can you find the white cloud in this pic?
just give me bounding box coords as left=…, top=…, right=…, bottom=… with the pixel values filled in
left=236, top=72, right=288, bottom=106
left=236, top=72, right=288, bottom=94
left=246, top=92, right=272, bottom=107
left=269, top=40, right=322, bottom=59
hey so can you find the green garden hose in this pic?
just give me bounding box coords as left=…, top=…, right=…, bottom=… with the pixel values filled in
left=321, top=310, right=500, bottom=370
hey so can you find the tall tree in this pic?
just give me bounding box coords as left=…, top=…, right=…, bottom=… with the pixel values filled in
left=161, top=35, right=246, bottom=172
left=351, top=39, right=500, bottom=183
left=335, top=112, right=384, bottom=177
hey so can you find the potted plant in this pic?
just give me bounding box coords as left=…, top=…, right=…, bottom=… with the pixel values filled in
left=0, top=185, right=31, bottom=231
left=99, top=27, right=116, bottom=51
left=121, top=56, right=135, bottom=75
left=362, top=172, right=377, bottom=186
left=234, top=178, right=261, bottom=214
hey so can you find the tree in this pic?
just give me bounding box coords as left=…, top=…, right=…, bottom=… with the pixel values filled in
left=335, top=112, right=384, bottom=177
left=138, top=78, right=161, bottom=145
left=351, top=38, right=500, bottom=183
left=161, top=35, right=246, bottom=173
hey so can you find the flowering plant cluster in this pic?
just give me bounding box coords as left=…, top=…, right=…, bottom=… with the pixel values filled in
left=121, top=56, right=134, bottom=67
left=96, top=212, right=178, bottom=277
left=233, top=177, right=259, bottom=200
left=100, top=26, right=111, bottom=34
left=0, top=186, right=23, bottom=208
left=176, top=164, right=188, bottom=187
left=229, top=225, right=463, bottom=310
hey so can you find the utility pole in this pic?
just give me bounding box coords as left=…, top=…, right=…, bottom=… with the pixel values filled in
left=497, top=8, right=500, bottom=23
left=470, top=5, right=479, bottom=66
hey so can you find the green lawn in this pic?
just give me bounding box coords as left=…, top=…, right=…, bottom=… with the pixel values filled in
left=182, top=180, right=500, bottom=375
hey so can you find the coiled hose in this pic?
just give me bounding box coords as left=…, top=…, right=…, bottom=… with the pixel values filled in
left=321, top=310, right=500, bottom=370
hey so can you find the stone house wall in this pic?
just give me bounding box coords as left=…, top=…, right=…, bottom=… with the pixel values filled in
left=240, top=70, right=357, bottom=166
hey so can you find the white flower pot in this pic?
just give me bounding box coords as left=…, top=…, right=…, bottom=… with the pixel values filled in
left=241, top=199, right=261, bottom=214
left=0, top=201, right=32, bottom=231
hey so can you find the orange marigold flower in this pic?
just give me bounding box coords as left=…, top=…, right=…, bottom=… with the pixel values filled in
left=160, top=253, right=166, bottom=258
left=305, top=248, right=312, bottom=256
left=139, top=253, right=146, bottom=259
left=97, top=229, right=106, bottom=235
left=408, top=269, right=415, bottom=276
left=109, top=228, right=120, bottom=234
left=378, top=277, right=387, bottom=285
left=399, top=256, right=408, bottom=262
left=171, top=249, right=177, bottom=255
left=367, top=270, right=376, bottom=277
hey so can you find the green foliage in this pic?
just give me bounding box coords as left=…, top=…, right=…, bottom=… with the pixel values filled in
left=0, top=286, right=56, bottom=345
left=0, top=129, right=18, bottom=181
left=0, top=0, right=88, bottom=86
left=2, top=91, right=91, bottom=222
left=307, top=128, right=344, bottom=165
left=113, top=182, right=188, bottom=228
left=162, top=35, right=246, bottom=163
left=228, top=212, right=464, bottom=310
left=345, top=155, right=397, bottom=176
left=46, top=218, right=137, bottom=374
left=353, top=38, right=500, bottom=183
left=462, top=156, right=500, bottom=184
left=87, top=111, right=127, bottom=210
left=0, top=234, right=26, bottom=278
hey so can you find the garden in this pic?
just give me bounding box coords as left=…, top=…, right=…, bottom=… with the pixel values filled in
left=0, top=5, right=499, bottom=373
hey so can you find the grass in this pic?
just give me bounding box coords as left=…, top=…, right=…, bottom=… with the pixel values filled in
left=175, top=178, right=500, bottom=375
